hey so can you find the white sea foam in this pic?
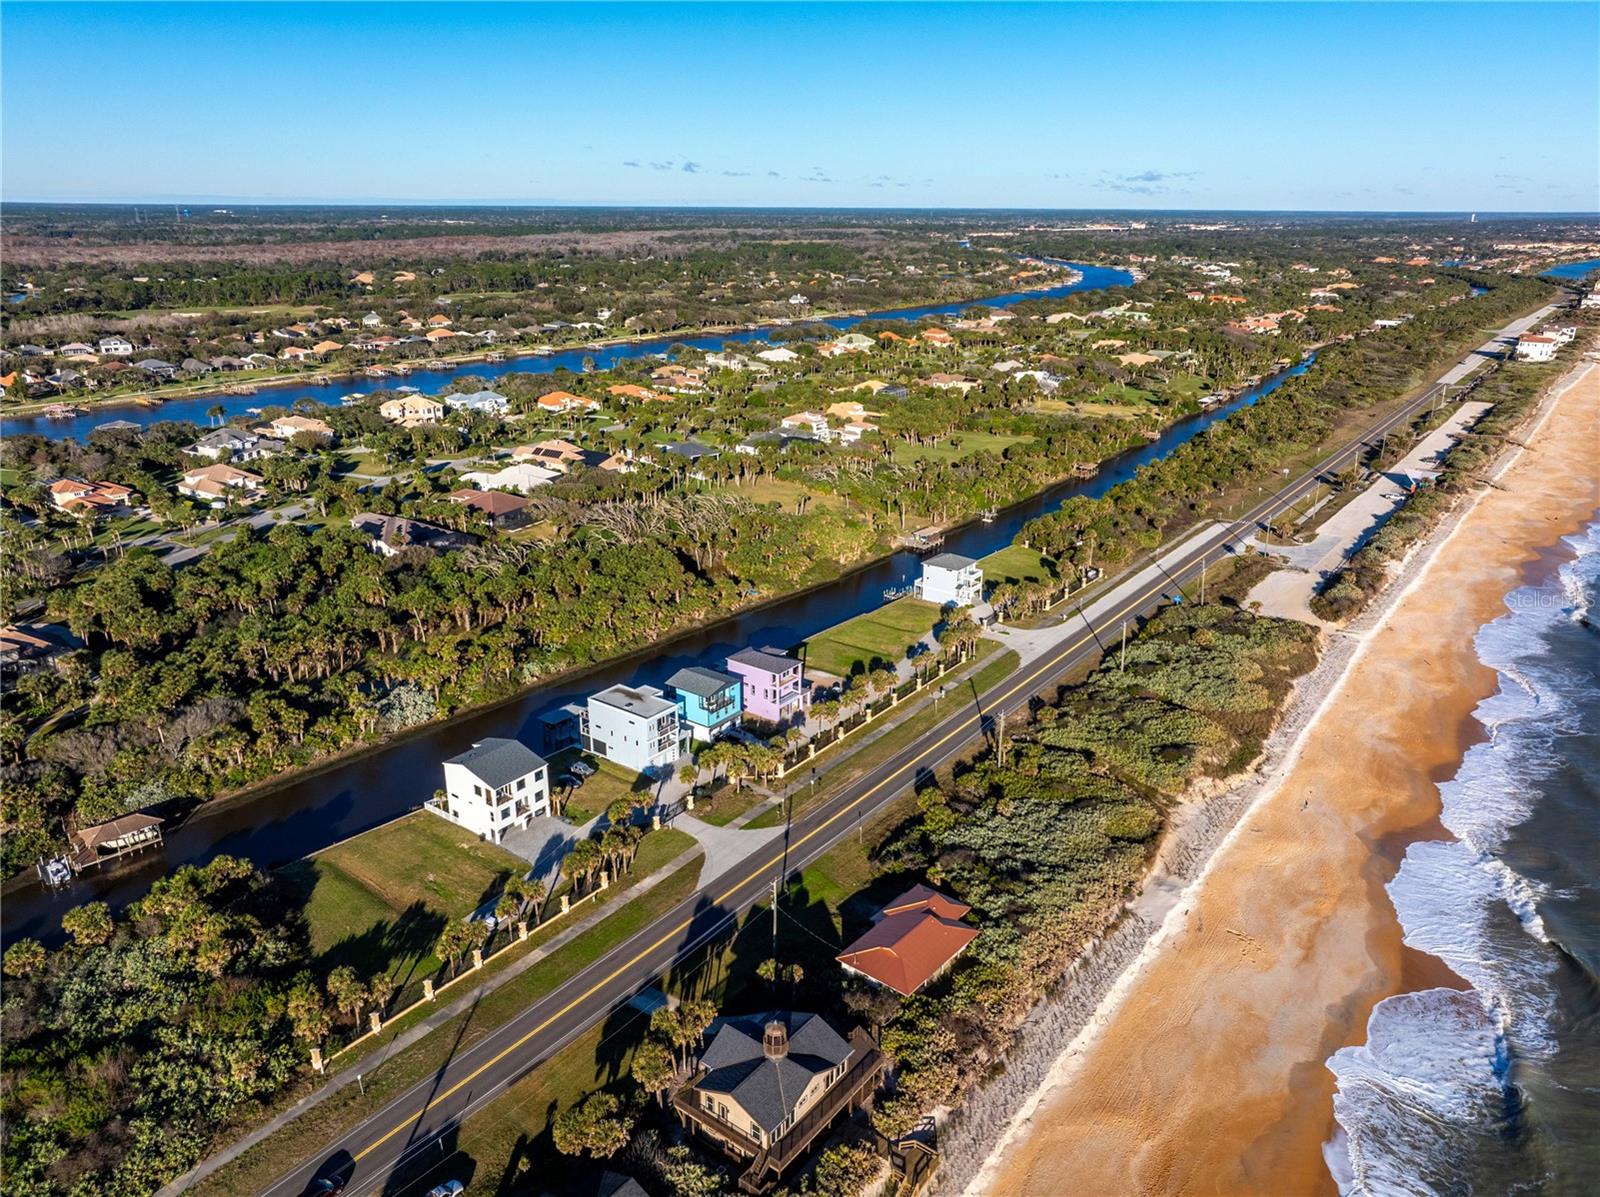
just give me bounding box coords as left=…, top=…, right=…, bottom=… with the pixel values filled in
left=1388, top=839, right=1557, bottom=1048
left=1326, top=988, right=1507, bottom=1197
left=1327, top=517, right=1600, bottom=1191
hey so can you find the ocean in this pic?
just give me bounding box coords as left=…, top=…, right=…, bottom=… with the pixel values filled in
left=1326, top=518, right=1600, bottom=1195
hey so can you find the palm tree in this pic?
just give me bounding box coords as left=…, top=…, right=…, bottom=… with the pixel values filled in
left=677, top=761, right=699, bottom=795
left=207, top=403, right=225, bottom=427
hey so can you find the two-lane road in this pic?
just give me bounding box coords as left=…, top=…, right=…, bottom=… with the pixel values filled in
left=264, top=311, right=1549, bottom=1197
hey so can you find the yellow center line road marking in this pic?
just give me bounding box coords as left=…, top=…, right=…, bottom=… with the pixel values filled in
left=343, top=376, right=1445, bottom=1171
left=349, top=552, right=1204, bottom=1166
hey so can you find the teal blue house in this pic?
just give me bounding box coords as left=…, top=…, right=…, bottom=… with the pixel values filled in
left=665, top=665, right=743, bottom=742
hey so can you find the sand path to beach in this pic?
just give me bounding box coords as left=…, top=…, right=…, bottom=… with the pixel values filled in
left=983, top=361, right=1600, bottom=1197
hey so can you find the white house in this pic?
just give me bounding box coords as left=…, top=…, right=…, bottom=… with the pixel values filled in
left=756, top=346, right=800, bottom=363
left=581, top=684, right=684, bottom=774
left=780, top=411, right=831, bottom=439
left=436, top=737, right=550, bottom=842
left=916, top=553, right=983, bottom=608
left=178, top=463, right=263, bottom=505
left=97, top=336, right=134, bottom=357
left=378, top=394, right=446, bottom=426
left=1514, top=335, right=1556, bottom=363
left=459, top=462, right=559, bottom=494
left=444, top=389, right=511, bottom=416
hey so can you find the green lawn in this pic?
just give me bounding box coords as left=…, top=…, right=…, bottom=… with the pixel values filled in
left=980, top=544, right=1058, bottom=586
left=745, top=642, right=1017, bottom=830
left=280, top=812, right=526, bottom=986
left=727, top=474, right=846, bottom=512
left=548, top=751, right=660, bottom=824
left=890, top=431, right=1031, bottom=464
left=1163, top=371, right=1212, bottom=400
left=1089, top=382, right=1160, bottom=406
left=802, top=596, right=942, bottom=679
left=196, top=841, right=702, bottom=1197
left=380, top=789, right=930, bottom=1196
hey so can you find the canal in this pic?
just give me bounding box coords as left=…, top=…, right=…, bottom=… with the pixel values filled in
left=2, top=341, right=1318, bottom=944
left=4, top=262, right=1132, bottom=443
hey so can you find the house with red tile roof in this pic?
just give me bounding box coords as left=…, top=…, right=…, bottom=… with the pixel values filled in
left=47, top=478, right=138, bottom=516
left=607, top=383, right=662, bottom=401
left=835, top=884, right=978, bottom=996
left=536, top=389, right=600, bottom=413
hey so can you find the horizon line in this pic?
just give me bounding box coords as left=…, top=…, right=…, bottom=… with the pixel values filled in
left=4, top=198, right=1598, bottom=218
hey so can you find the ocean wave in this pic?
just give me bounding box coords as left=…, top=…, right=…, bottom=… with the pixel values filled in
left=1388, top=839, right=1557, bottom=1048
left=1326, top=516, right=1600, bottom=1191
left=1326, top=988, right=1510, bottom=1196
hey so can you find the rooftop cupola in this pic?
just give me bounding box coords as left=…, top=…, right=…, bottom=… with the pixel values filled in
left=762, top=1019, right=789, bottom=1059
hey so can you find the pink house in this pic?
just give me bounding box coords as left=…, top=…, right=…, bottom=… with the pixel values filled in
left=726, top=647, right=807, bottom=725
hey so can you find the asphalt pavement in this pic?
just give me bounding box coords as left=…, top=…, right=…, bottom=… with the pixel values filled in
left=261, top=304, right=1560, bottom=1197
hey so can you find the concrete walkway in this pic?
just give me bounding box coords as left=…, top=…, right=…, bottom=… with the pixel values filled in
left=1245, top=401, right=1492, bottom=623
left=670, top=814, right=786, bottom=886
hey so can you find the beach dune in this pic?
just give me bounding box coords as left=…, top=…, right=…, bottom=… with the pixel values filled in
left=981, top=361, right=1600, bottom=1197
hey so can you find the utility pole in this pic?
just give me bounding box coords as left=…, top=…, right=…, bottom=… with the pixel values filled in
left=1200, top=556, right=1207, bottom=605
left=770, top=877, right=779, bottom=961
left=1120, top=620, right=1127, bottom=670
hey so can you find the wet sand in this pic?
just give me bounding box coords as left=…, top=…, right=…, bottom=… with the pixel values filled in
left=983, top=361, right=1600, bottom=1197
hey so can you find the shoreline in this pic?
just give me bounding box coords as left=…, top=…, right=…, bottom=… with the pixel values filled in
left=947, top=352, right=1600, bottom=1196
left=0, top=263, right=1089, bottom=422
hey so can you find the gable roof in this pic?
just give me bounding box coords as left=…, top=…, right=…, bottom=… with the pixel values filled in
left=666, top=665, right=740, bottom=699
left=696, top=1011, right=854, bottom=1134
left=835, top=884, right=978, bottom=995
left=445, top=737, right=545, bottom=787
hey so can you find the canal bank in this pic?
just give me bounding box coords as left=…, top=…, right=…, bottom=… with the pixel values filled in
left=1, top=260, right=1118, bottom=442
left=1, top=347, right=1317, bottom=945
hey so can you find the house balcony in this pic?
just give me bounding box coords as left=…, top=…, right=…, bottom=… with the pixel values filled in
left=672, top=1029, right=886, bottom=1195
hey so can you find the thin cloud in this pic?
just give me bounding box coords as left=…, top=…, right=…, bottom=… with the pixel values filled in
left=722, top=170, right=750, bottom=177
left=681, top=161, right=702, bottom=174
left=648, top=160, right=674, bottom=171
left=622, top=160, right=640, bottom=168
left=1095, top=169, right=1200, bottom=195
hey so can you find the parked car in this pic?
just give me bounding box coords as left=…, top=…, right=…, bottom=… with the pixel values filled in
left=302, top=1178, right=346, bottom=1196
left=426, top=1183, right=465, bottom=1197
left=558, top=773, right=583, bottom=790
left=569, top=760, right=596, bottom=778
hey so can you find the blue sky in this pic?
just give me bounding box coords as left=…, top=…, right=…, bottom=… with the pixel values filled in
left=3, top=2, right=1596, bottom=210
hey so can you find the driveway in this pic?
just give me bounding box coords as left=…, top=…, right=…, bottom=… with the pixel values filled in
left=498, top=816, right=583, bottom=884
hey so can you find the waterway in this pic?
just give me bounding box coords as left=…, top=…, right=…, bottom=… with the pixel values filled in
left=1542, top=257, right=1600, bottom=281
left=3, top=262, right=1132, bottom=443
left=2, top=342, right=1317, bottom=944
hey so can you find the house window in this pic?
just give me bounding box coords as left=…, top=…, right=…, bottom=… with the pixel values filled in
left=516, top=777, right=527, bottom=791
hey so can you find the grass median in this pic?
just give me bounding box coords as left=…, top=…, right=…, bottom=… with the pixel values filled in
left=745, top=642, right=1018, bottom=830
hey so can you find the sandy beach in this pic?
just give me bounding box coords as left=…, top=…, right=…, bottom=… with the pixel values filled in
left=978, top=357, right=1600, bottom=1197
